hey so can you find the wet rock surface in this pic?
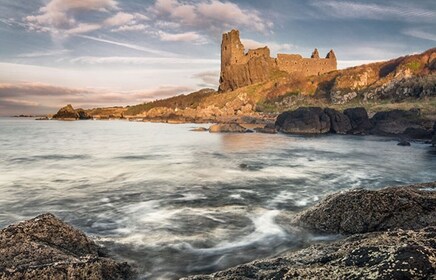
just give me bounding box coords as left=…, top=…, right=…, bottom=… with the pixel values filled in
left=275, top=107, right=331, bottom=134
left=343, top=107, right=373, bottom=134
left=185, top=227, right=436, bottom=280
left=324, top=108, right=352, bottom=134
left=186, top=182, right=436, bottom=280
left=295, top=182, right=436, bottom=234
left=0, top=213, right=134, bottom=280
left=209, top=123, right=252, bottom=133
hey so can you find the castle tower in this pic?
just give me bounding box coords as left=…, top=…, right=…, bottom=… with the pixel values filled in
left=221, top=29, right=245, bottom=71
left=311, top=48, right=320, bottom=59
left=326, top=49, right=336, bottom=59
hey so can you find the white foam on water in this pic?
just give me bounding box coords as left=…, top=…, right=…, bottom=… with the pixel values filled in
left=184, top=209, right=286, bottom=255
left=229, top=194, right=243, bottom=200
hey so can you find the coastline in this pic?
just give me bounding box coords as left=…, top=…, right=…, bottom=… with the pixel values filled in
left=1, top=181, right=435, bottom=279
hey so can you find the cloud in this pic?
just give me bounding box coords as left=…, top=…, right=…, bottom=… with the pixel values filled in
left=70, top=56, right=219, bottom=65
left=111, top=24, right=149, bottom=32
left=104, top=12, right=149, bottom=26
left=158, top=31, right=207, bottom=44
left=149, top=0, right=272, bottom=34
left=76, top=35, right=177, bottom=56
left=0, top=82, right=194, bottom=115
left=403, top=28, right=436, bottom=42
left=16, top=49, right=71, bottom=58
left=241, top=38, right=293, bottom=56
left=24, top=0, right=118, bottom=34
left=310, top=1, right=436, bottom=23
left=192, top=71, right=219, bottom=87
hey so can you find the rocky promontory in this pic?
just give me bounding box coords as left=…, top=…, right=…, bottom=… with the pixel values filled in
left=0, top=213, right=134, bottom=280
left=186, top=181, right=436, bottom=279
left=52, top=104, right=91, bottom=120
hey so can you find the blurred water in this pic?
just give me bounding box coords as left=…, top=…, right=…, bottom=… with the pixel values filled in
left=0, top=118, right=435, bottom=279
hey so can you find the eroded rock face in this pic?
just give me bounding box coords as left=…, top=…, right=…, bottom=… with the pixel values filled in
left=370, top=109, right=423, bottom=136
left=209, top=123, right=252, bottom=133
left=53, top=104, right=80, bottom=120
left=294, top=182, right=436, bottom=234
left=343, top=107, right=373, bottom=134
left=0, top=213, right=134, bottom=280
left=185, top=227, right=436, bottom=280
left=324, top=108, right=352, bottom=134
left=275, top=107, right=331, bottom=134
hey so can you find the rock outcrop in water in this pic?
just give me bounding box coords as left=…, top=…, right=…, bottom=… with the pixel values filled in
left=208, top=123, right=252, bottom=133
left=276, top=106, right=433, bottom=139
left=186, top=182, right=436, bottom=280
left=53, top=104, right=91, bottom=120
left=186, top=227, right=436, bottom=280
left=295, top=181, right=436, bottom=234
left=0, top=213, right=134, bottom=280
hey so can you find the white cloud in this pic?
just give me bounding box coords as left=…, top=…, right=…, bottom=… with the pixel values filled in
left=192, top=70, right=219, bottom=87
left=16, top=49, right=71, bottom=58
left=149, top=0, right=272, bottom=33
left=75, top=35, right=177, bottom=56
left=70, top=56, right=219, bottom=65
left=241, top=38, right=293, bottom=56
left=111, top=24, right=149, bottom=32
left=25, top=0, right=118, bottom=34
left=403, top=28, right=436, bottom=42
left=310, top=1, right=436, bottom=23
left=158, top=31, right=207, bottom=44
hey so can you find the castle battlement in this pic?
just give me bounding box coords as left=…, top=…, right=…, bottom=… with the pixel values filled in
left=219, top=29, right=337, bottom=92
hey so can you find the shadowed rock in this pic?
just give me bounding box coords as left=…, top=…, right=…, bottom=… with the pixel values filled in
left=275, top=107, right=331, bottom=134
left=0, top=213, right=134, bottom=280
left=343, top=107, right=373, bottom=134
left=294, top=182, right=436, bottom=234
left=324, top=108, right=352, bottom=134
left=184, top=227, right=436, bottom=280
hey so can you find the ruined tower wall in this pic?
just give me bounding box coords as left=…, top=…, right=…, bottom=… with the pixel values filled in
left=276, top=54, right=337, bottom=77
left=219, top=29, right=338, bottom=92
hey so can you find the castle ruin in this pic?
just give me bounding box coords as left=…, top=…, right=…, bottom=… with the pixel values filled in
left=219, top=29, right=337, bottom=92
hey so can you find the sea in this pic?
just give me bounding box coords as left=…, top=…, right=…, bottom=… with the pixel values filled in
left=0, top=118, right=435, bottom=279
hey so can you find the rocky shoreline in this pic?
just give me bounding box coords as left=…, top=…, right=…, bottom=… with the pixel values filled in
left=1, top=182, right=435, bottom=279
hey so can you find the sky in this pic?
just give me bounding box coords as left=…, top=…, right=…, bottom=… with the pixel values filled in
left=0, top=0, right=435, bottom=115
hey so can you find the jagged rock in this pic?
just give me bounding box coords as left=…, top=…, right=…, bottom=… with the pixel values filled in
left=209, top=123, right=252, bottom=133
left=343, top=107, right=373, bottom=134
left=397, top=140, right=411, bottom=146
left=294, top=182, right=436, bottom=234
left=275, top=107, right=331, bottom=134
left=76, top=108, right=92, bottom=120
left=52, top=104, right=80, bottom=120
left=184, top=227, right=436, bottom=280
left=0, top=213, right=134, bottom=280
left=324, top=108, right=352, bottom=134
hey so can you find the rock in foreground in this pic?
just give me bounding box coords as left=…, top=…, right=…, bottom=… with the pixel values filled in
left=295, top=182, right=436, bottom=234
left=0, top=213, right=134, bottom=280
left=185, top=227, right=436, bottom=280
left=275, top=107, right=331, bottom=134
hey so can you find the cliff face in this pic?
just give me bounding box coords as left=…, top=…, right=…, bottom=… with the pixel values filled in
left=219, top=30, right=337, bottom=92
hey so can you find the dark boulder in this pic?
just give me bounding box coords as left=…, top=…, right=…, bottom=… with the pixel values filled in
left=343, top=107, right=373, bottom=134
left=294, top=181, right=436, bottom=234
left=0, top=213, right=134, bottom=279
left=275, top=107, right=331, bottom=134
left=370, top=109, right=428, bottom=137
left=185, top=227, right=436, bottom=280
left=397, top=140, right=411, bottom=146
left=324, top=108, right=352, bottom=134
left=52, top=104, right=80, bottom=120
left=403, top=127, right=432, bottom=140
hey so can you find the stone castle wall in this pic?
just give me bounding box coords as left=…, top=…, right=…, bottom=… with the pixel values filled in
left=219, top=29, right=337, bottom=92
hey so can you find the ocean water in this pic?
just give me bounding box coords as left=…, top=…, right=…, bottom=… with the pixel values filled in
left=0, top=118, right=435, bottom=279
